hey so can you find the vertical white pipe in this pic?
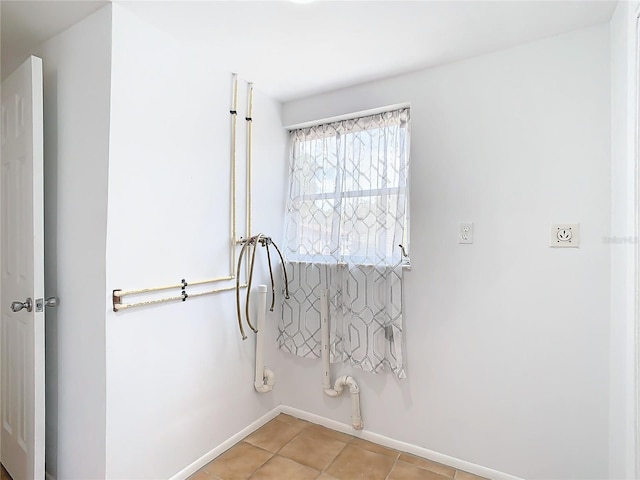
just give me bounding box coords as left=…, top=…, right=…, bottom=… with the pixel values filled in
left=230, top=73, right=238, bottom=276
left=321, top=289, right=364, bottom=429
left=348, top=379, right=364, bottom=430
left=255, top=285, right=266, bottom=387
left=255, top=285, right=274, bottom=392
left=246, top=82, right=253, bottom=240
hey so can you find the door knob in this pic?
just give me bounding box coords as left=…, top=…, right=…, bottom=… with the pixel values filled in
left=34, top=296, right=59, bottom=312
left=11, top=297, right=32, bottom=313
left=45, top=297, right=58, bottom=308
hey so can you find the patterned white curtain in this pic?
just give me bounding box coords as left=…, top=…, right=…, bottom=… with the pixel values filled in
left=279, top=108, right=410, bottom=378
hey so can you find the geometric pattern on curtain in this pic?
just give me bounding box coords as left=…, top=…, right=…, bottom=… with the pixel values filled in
left=279, top=108, right=410, bottom=378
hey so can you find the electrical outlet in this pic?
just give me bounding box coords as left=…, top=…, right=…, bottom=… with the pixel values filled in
left=550, top=224, right=580, bottom=248
left=459, top=222, right=473, bottom=244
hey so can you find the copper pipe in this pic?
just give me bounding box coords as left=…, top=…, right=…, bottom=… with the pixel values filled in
left=245, top=82, right=254, bottom=240
left=230, top=73, right=239, bottom=276
left=114, top=276, right=235, bottom=298
left=112, top=283, right=246, bottom=312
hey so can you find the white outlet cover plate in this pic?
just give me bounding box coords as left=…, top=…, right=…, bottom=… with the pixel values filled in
left=459, top=222, right=473, bottom=244
left=550, top=223, right=580, bottom=248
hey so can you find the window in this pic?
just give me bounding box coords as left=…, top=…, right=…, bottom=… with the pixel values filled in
left=280, top=108, right=411, bottom=378
left=284, top=108, right=410, bottom=266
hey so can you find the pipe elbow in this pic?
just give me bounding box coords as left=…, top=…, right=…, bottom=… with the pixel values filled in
left=255, top=368, right=275, bottom=393
left=334, top=375, right=349, bottom=392
left=264, top=368, right=275, bottom=387
left=324, top=375, right=349, bottom=397
left=343, top=376, right=360, bottom=394
left=255, top=383, right=272, bottom=393
left=323, top=388, right=340, bottom=397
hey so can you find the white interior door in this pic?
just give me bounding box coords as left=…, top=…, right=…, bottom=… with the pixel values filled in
left=0, top=56, right=45, bottom=480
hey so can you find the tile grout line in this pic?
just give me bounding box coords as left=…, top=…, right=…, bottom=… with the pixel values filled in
left=297, top=416, right=349, bottom=479
left=274, top=416, right=336, bottom=478
left=316, top=437, right=349, bottom=479
left=247, top=440, right=274, bottom=480
left=250, top=417, right=307, bottom=478
left=383, top=451, right=402, bottom=480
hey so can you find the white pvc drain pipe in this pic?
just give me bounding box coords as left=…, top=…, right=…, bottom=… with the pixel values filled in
left=321, top=289, right=364, bottom=430
left=255, top=285, right=275, bottom=393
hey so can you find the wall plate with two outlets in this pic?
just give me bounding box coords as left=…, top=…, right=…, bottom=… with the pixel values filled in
left=459, top=222, right=473, bottom=244
left=550, top=224, right=580, bottom=247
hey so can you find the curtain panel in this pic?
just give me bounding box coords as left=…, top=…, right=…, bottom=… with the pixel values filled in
left=279, top=108, right=410, bottom=378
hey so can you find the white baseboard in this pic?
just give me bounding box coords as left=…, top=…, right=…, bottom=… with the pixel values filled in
left=171, top=404, right=524, bottom=480
left=168, top=407, right=281, bottom=480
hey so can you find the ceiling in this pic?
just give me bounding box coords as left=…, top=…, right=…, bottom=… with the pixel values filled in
left=1, top=1, right=109, bottom=77
left=2, top=1, right=617, bottom=102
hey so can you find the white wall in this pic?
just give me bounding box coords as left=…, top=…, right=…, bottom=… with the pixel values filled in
left=281, top=25, right=611, bottom=480
left=33, top=6, right=112, bottom=479
left=104, top=5, right=287, bottom=479
left=610, top=2, right=639, bottom=479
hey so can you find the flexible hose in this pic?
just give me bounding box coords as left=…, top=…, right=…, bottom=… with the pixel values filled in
left=270, top=241, right=290, bottom=299
left=265, top=242, right=276, bottom=311
left=235, top=238, right=252, bottom=340
left=235, top=234, right=291, bottom=338
left=245, top=234, right=263, bottom=333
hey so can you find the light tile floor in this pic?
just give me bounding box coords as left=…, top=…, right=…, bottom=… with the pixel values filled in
left=189, top=414, right=489, bottom=480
